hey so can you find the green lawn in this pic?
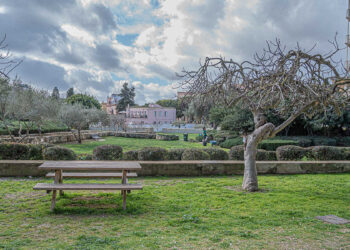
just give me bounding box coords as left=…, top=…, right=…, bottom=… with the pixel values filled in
left=0, top=174, right=349, bottom=249
left=62, top=134, right=209, bottom=155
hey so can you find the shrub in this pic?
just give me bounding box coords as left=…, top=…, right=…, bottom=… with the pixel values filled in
left=335, top=137, right=350, bottom=147
left=167, top=148, right=186, bottom=160
left=276, top=145, right=311, bottom=161
left=0, top=143, right=30, bottom=160
left=258, top=140, right=298, bottom=151
left=229, top=145, right=244, bottom=160
left=138, top=147, right=168, bottom=161
left=195, top=134, right=203, bottom=142
left=77, top=154, right=93, bottom=160
left=296, top=138, right=313, bottom=147
left=181, top=148, right=210, bottom=160
left=93, top=145, right=123, bottom=160
left=28, top=144, right=44, bottom=160
left=220, top=137, right=243, bottom=149
left=310, top=146, right=345, bottom=161
left=311, top=137, right=337, bottom=146
left=123, top=150, right=139, bottom=160
left=203, top=148, right=229, bottom=160
left=43, top=146, right=77, bottom=160
left=256, top=150, right=277, bottom=161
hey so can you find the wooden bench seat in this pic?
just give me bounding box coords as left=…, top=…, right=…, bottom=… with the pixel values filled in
left=34, top=183, right=143, bottom=191
left=46, top=172, right=137, bottom=178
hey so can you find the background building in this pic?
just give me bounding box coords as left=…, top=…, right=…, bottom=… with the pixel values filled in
left=101, top=94, right=120, bottom=115
left=125, top=104, right=176, bottom=125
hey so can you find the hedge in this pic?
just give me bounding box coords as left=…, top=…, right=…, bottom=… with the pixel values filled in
left=229, top=145, right=244, bottom=160
left=0, top=143, right=53, bottom=160
left=311, top=146, right=345, bottom=161
left=167, top=148, right=186, bottom=160
left=123, top=150, right=139, bottom=160
left=203, top=148, right=229, bottom=160
left=181, top=148, right=210, bottom=160
left=256, top=150, right=277, bottom=161
left=43, top=146, right=76, bottom=160
left=258, top=140, right=298, bottom=151
left=220, top=137, right=243, bottom=149
left=138, top=147, right=168, bottom=161
left=276, top=145, right=311, bottom=161
left=93, top=145, right=123, bottom=160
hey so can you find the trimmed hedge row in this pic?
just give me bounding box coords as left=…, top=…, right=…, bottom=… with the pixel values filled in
left=228, top=145, right=277, bottom=161
left=0, top=143, right=54, bottom=160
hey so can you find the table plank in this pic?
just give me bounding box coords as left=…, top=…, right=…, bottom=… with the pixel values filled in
left=39, top=161, right=142, bottom=170
left=46, top=172, right=138, bottom=178
left=34, top=183, right=143, bottom=190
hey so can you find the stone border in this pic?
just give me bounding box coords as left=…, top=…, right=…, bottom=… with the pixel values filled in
left=0, top=160, right=349, bottom=177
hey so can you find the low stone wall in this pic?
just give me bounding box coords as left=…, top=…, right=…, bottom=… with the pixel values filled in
left=115, top=132, right=156, bottom=139
left=0, top=131, right=115, bottom=144
left=1, top=160, right=349, bottom=177
left=156, top=134, right=179, bottom=141
left=161, top=128, right=202, bottom=134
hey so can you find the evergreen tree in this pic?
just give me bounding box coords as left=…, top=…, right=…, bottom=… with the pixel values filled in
left=52, top=86, right=60, bottom=99
left=117, top=82, right=135, bottom=111
left=66, top=87, right=74, bottom=98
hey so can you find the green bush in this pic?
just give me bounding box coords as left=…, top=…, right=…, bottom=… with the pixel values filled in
left=93, top=145, right=123, bottom=160
left=203, top=148, right=229, bottom=160
left=43, top=146, right=76, bottom=160
left=77, top=154, right=93, bottom=160
left=167, top=148, right=186, bottom=160
left=195, top=134, right=203, bottom=142
left=310, top=146, right=345, bottom=161
left=311, top=137, right=337, bottom=146
left=258, top=140, right=298, bottom=151
left=256, top=150, right=277, bottom=161
left=335, top=137, right=350, bottom=147
left=220, top=137, right=243, bottom=149
left=296, top=138, right=313, bottom=147
left=123, top=150, right=139, bottom=160
left=229, top=145, right=244, bottom=160
left=181, top=148, right=210, bottom=160
left=138, top=147, right=168, bottom=161
left=276, top=145, right=311, bottom=161
left=0, top=143, right=30, bottom=160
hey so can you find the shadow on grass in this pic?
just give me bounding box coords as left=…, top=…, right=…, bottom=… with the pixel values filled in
left=50, top=192, right=153, bottom=216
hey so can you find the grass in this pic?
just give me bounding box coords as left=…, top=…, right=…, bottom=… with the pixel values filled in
left=0, top=174, right=349, bottom=249
left=62, top=134, right=209, bottom=155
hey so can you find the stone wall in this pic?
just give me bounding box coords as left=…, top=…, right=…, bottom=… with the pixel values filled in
left=0, top=131, right=115, bottom=144
left=161, top=128, right=202, bottom=134
left=115, top=132, right=156, bottom=139
left=1, top=160, right=349, bottom=177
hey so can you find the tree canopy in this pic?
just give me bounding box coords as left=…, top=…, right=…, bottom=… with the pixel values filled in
left=117, top=82, right=135, bottom=111
left=66, top=93, right=101, bottom=109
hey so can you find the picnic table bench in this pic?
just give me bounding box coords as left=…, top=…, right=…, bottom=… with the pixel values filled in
left=33, top=161, right=143, bottom=211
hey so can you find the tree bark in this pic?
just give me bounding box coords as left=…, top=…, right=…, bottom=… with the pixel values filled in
left=242, top=111, right=275, bottom=192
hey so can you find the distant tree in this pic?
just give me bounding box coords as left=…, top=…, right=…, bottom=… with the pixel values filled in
left=117, top=82, right=135, bottom=111
left=220, top=107, right=254, bottom=133
left=108, top=114, right=126, bottom=131
left=59, top=104, right=105, bottom=143
left=156, top=99, right=183, bottom=118
left=52, top=86, right=60, bottom=99
left=66, top=93, right=101, bottom=109
left=66, top=87, right=74, bottom=98
left=209, top=106, right=231, bottom=129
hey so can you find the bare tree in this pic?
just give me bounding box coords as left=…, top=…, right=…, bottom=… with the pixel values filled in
left=0, top=34, right=22, bottom=79
left=179, top=39, right=350, bottom=192
left=108, top=114, right=126, bottom=131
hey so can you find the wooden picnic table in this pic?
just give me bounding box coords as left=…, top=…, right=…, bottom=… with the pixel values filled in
left=33, top=161, right=143, bottom=211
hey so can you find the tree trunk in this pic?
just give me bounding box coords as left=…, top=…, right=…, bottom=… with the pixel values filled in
left=78, top=129, right=82, bottom=144
left=242, top=111, right=275, bottom=192
left=242, top=136, right=259, bottom=191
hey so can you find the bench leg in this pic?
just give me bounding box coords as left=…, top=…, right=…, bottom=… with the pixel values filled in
left=122, top=190, right=127, bottom=210
left=51, top=190, right=57, bottom=212
left=59, top=171, right=64, bottom=196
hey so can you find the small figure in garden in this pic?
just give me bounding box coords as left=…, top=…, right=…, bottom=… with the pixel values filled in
left=202, top=127, right=208, bottom=146
left=242, top=131, right=248, bottom=150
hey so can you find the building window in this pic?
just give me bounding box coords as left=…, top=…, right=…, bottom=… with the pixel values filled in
left=154, top=111, right=156, bottom=117
left=159, top=111, right=162, bottom=117
left=164, top=111, right=167, bottom=117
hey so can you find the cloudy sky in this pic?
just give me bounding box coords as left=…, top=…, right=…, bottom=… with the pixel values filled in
left=0, top=0, right=347, bottom=104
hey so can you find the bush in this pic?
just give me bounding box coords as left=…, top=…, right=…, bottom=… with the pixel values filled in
left=195, top=134, right=203, bottom=142
left=0, top=143, right=30, bottom=160
left=43, top=146, right=76, bottom=160
left=181, top=148, right=210, bottom=160
left=296, top=138, right=313, bottom=147
left=220, top=137, right=243, bottom=149
left=276, top=145, right=311, bottom=161
left=93, top=145, right=123, bottom=160
left=335, top=137, right=350, bottom=147
left=311, top=137, right=337, bottom=146
left=258, top=140, right=298, bottom=151
left=229, top=145, right=244, bottom=160
left=77, top=154, right=93, bottom=160
left=138, top=147, right=168, bottom=161
left=167, top=148, right=186, bottom=160
left=123, top=150, right=139, bottom=160
left=203, top=148, right=229, bottom=160
left=310, top=146, right=345, bottom=161
left=256, top=150, right=277, bottom=161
